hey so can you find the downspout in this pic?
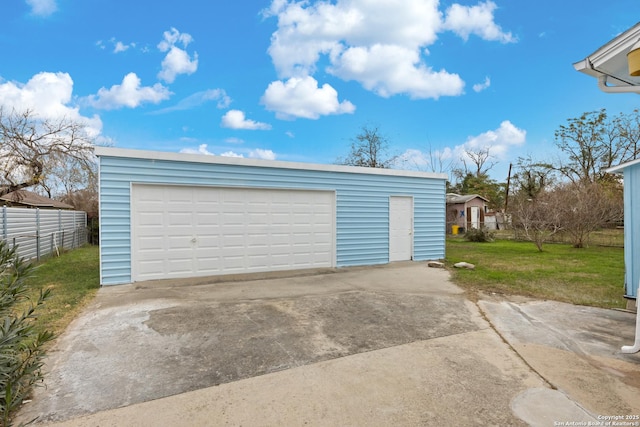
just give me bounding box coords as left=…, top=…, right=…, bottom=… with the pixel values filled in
left=621, top=281, right=640, bottom=353
left=597, top=75, right=640, bottom=94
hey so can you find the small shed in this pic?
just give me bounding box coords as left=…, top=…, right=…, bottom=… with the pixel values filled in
left=96, top=147, right=447, bottom=286
left=575, top=21, right=640, bottom=353
left=445, top=193, right=488, bottom=233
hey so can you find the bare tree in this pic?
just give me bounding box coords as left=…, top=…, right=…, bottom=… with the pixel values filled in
left=511, top=180, right=622, bottom=250
left=0, top=108, right=95, bottom=197
left=461, top=146, right=497, bottom=178
left=511, top=190, right=562, bottom=251
left=553, top=181, right=623, bottom=248
left=553, top=109, right=638, bottom=184
left=616, top=109, right=640, bottom=162
left=337, top=125, right=397, bottom=168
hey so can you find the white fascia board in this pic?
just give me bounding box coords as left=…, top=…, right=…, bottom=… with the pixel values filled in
left=94, top=146, right=448, bottom=180
left=606, top=157, right=640, bottom=174
left=573, top=22, right=640, bottom=86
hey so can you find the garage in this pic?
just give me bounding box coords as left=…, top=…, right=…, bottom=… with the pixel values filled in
left=132, top=184, right=334, bottom=281
left=96, top=147, right=447, bottom=285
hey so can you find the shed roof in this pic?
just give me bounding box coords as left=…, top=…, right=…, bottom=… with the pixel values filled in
left=95, top=147, right=448, bottom=180
left=445, top=193, right=488, bottom=204
left=607, top=157, right=640, bottom=174
left=573, top=22, right=640, bottom=90
left=0, top=190, right=74, bottom=209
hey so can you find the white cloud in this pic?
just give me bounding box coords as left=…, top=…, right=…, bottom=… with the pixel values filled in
left=261, top=76, right=355, bottom=119
left=0, top=71, right=102, bottom=137
left=265, top=0, right=513, bottom=101
left=225, top=137, right=244, bottom=144
left=180, top=144, right=214, bottom=155
left=114, top=41, right=129, bottom=53
left=221, top=110, right=272, bottom=130
left=96, top=38, right=137, bottom=53
left=397, top=148, right=431, bottom=168
left=220, top=151, right=244, bottom=158
left=26, top=0, right=57, bottom=17
left=329, top=44, right=464, bottom=99
left=158, top=28, right=193, bottom=51
left=86, top=72, right=172, bottom=110
left=473, top=76, right=491, bottom=93
left=443, top=1, right=515, bottom=43
left=113, top=39, right=136, bottom=53
left=456, top=120, right=526, bottom=160
left=395, top=147, right=455, bottom=171
left=285, top=131, right=295, bottom=138
left=249, top=149, right=276, bottom=160
left=152, top=89, right=230, bottom=114
left=179, top=145, right=275, bottom=160
left=157, top=28, right=198, bottom=83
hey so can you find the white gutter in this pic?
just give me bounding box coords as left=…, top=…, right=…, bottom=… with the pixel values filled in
left=597, top=75, right=640, bottom=94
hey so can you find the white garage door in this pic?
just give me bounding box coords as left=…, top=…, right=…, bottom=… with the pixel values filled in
left=131, top=184, right=335, bottom=282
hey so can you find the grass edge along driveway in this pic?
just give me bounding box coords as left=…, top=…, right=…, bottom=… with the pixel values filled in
left=445, top=238, right=626, bottom=310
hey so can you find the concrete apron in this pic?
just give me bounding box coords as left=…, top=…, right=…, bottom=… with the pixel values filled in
left=15, top=263, right=639, bottom=427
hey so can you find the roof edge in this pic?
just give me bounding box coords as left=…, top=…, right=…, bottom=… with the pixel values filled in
left=607, top=157, right=640, bottom=173
left=95, top=147, right=448, bottom=180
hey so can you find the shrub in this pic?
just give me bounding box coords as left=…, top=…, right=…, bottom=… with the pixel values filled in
left=464, top=227, right=495, bottom=243
left=0, top=241, right=55, bottom=426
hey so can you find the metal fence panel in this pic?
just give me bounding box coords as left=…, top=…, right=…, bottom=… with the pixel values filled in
left=1, top=206, right=88, bottom=261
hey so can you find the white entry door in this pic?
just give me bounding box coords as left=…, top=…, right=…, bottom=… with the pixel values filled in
left=470, top=206, right=481, bottom=229
left=131, top=184, right=335, bottom=282
left=389, top=196, right=413, bottom=262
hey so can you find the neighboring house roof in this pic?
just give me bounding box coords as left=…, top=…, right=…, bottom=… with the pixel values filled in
left=446, top=193, right=488, bottom=204
left=0, top=190, right=74, bottom=209
left=573, top=22, right=640, bottom=91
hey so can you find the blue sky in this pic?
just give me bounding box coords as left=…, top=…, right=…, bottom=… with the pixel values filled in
left=2, top=0, right=639, bottom=182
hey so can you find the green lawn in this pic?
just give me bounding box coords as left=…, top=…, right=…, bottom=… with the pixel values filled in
left=27, top=245, right=100, bottom=335
left=445, top=238, right=627, bottom=309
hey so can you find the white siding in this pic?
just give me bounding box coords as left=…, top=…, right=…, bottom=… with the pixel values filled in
left=1, top=206, right=87, bottom=261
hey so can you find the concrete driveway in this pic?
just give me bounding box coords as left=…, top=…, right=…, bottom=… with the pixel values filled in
left=15, top=263, right=640, bottom=426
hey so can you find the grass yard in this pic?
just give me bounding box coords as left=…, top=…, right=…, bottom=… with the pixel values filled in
left=27, top=245, right=100, bottom=335
left=446, top=238, right=627, bottom=309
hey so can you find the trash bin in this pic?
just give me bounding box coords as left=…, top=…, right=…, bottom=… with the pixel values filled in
left=452, top=225, right=460, bottom=235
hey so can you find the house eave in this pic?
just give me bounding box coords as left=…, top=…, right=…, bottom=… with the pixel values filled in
left=606, top=157, right=640, bottom=174
left=573, top=22, right=640, bottom=89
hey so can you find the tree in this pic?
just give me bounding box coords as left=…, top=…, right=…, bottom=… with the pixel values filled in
left=553, top=109, right=640, bottom=184
left=553, top=181, right=623, bottom=248
left=511, top=189, right=562, bottom=251
left=337, top=125, right=397, bottom=168
left=616, top=109, right=640, bottom=162
left=0, top=108, right=95, bottom=198
left=463, top=146, right=496, bottom=178
left=448, top=172, right=505, bottom=212
left=512, top=156, right=555, bottom=199
left=511, top=181, right=622, bottom=250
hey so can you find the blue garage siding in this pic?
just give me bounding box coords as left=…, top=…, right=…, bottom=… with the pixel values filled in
left=624, top=166, right=640, bottom=298
left=98, top=149, right=446, bottom=285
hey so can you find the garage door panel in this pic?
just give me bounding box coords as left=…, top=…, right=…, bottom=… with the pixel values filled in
left=138, top=236, right=164, bottom=251
left=132, top=185, right=335, bottom=281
